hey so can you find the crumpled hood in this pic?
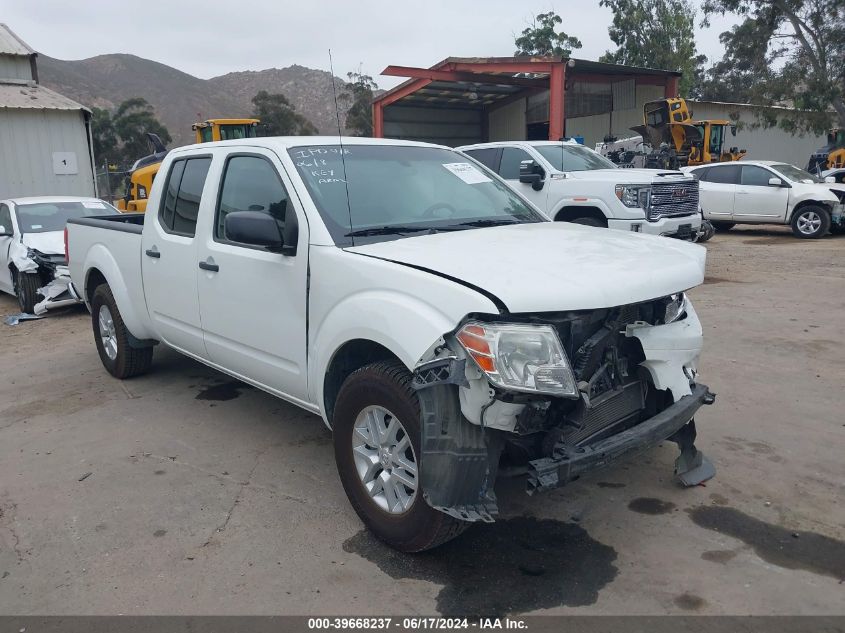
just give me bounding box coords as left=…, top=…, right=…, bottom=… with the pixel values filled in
left=567, top=168, right=690, bottom=183
left=346, top=222, right=706, bottom=313
left=21, top=231, right=65, bottom=255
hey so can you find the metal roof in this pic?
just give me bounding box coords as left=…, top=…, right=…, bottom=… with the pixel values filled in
left=0, top=23, right=35, bottom=56
left=0, top=83, right=89, bottom=112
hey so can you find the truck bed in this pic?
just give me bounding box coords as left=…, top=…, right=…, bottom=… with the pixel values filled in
left=66, top=212, right=157, bottom=342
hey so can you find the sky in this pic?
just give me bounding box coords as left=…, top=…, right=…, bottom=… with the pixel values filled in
left=2, top=0, right=736, bottom=88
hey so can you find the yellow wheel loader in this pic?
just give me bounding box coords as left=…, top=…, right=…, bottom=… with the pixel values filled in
left=116, top=119, right=260, bottom=212
left=808, top=128, right=845, bottom=174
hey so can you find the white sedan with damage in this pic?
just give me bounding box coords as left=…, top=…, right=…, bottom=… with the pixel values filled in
left=0, top=196, right=119, bottom=314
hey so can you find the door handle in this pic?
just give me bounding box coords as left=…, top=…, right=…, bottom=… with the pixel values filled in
left=198, top=260, right=219, bottom=272
left=145, top=248, right=160, bottom=258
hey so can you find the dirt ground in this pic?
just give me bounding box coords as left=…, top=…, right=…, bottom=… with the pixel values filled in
left=0, top=225, right=843, bottom=616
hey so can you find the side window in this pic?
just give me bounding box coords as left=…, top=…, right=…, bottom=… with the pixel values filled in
left=702, top=165, right=740, bottom=184
left=741, top=165, right=774, bottom=186
left=499, top=147, right=533, bottom=179
left=0, top=204, right=12, bottom=233
left=159, top=157, right=212, bottom=237
left=689, top=167, right=708, bottom=181
left=215, top=155, right=290, bottom=243
left=464, top=148, right=500, bottom=172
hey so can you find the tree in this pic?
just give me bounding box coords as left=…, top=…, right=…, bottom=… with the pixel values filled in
left=251, top=90, right=318, bottom=136
left=514, top=12, right=582, bottom=57
left=91, top=107, right=118, bottom=166
left=111, top=98, right=172, bottom=162
left=343, top=70, right=378, bottom=136
left=599, top=0, right=707, bottom=97
left=701, top=0, right=845, bottom=132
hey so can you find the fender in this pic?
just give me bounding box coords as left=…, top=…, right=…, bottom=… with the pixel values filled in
left=82, top=243, right=157, bottom=341
left=785, top=196, right=836, bottom=223
left=310, top=288, right=484, bottom=422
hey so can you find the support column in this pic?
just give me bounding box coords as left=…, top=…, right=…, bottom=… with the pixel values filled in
left=549, top=62, right=566, bottom=140
left=372, top=101, right=384, bottom=138
left=665, top=76, right=680, bottom=98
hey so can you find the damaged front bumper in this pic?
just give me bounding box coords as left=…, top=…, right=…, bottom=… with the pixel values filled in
left=33, top=272, right=82, bottom=315
left=526, top=383, right=715, bottom=494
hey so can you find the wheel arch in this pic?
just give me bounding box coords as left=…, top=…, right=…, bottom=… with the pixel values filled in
left=553, top=205, right=609, bottom=226
left=787, top=199, right=833, bottom=223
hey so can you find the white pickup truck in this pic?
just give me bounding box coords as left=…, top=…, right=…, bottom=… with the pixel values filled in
left=67, top=137, right=715, bottom=552
left=458, top=140, right=702, bottom=240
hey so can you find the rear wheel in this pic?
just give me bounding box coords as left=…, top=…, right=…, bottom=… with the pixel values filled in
left=790, top=205, right=830, bottom=239
left=711, top=221, right=735, bottom=232
left=91, top=284, right=153, bottom=378
left=333, top=361, right=469, bottom=552
left=15, top=271, right=42, bottom=314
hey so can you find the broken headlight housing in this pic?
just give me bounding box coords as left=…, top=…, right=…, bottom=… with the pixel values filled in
left=456, top=322, right=578, bottom=397
left=615, top=184, right=651, bottom=209
left=662, top=292, right=686, bottom=324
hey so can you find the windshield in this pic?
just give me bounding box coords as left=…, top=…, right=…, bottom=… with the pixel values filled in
left=219, top=125, right=257, bottom=140
left=288, top=145, right=543, bottom=245
left=15, top=200, right=118, bottom=233
left=535, top=144, right=617, bottom=172
left=772, top=163, right=822, bottom=184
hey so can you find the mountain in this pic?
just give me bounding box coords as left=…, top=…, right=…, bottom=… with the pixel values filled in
left=37, top=54, right=351, bottom=147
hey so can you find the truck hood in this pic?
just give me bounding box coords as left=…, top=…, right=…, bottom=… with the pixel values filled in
left=21, top=231, right=64, bottom=255
left=566, top=169, right=690, bottom=183
left=346, top=222, right=706, bottom=313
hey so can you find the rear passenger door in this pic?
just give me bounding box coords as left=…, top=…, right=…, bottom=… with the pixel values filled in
left=196, top=149, right=309, bottom=403
left=698, top=164, right=740, bottom=221
left=141, top=155, right=213, bottom=360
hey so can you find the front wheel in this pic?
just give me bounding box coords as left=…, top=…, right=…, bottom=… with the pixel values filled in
left=91, top=284, right=153, bottom=379
left=569, top=216, right=606, bottom=228
left=711, top=221, right=735, bottom=232
left=790, top=206, right=830, bottom=239
left=333, top=361, right=469, bottom=552
left=15, top=271, right=42, bottom=314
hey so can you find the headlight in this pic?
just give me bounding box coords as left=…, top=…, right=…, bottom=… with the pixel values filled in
left=456, top=322, right=578, bottom=397
left=663, top=293, right=686, bottom=324
left=615, top=184, right=651, bottom=209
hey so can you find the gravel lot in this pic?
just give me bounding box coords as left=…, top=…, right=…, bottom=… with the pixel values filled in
left=1, top=225, right=843, bottom=616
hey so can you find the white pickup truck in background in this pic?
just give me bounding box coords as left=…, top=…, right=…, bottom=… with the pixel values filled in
left=67, top=137, right=716, bottom=552
left=458, top=140, right=703, bottom=240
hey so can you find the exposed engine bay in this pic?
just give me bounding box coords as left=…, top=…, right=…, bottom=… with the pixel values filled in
left=413, top=294, right=715, bottom=522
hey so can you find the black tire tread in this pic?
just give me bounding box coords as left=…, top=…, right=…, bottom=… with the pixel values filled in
left=335, top=360, right=470, bottom=552
left=16, top=271, right=41, bottom=314
left=91, top=284, right=153, bottom=379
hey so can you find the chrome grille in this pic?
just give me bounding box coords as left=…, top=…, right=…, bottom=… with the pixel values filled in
left=648, top=180, right=699, bottom=221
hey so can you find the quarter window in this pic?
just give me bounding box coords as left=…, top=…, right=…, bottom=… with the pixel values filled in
left=216, top=156, right=290, bottom=242
left=499, top=147, right=533, bottom=179
left=159, top=158, right=212, bottom=237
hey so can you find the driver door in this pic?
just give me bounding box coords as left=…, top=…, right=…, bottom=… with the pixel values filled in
left=498, top=146, right=550, bottom=210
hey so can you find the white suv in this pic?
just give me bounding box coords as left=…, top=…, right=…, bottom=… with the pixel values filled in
left=458, top=140, right=701, bottom=240
left=683, top=160, right=845, bottom=239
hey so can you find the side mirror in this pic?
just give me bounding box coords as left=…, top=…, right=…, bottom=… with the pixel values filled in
left=768, top=177, right=785, bottom=187
left=0, top=224, right=10, bottom=236
left=824, top=176, right=835, bottom=183
left=519, top=160, right=545, bottom=191
left=224, top=210, right=298, bottom=256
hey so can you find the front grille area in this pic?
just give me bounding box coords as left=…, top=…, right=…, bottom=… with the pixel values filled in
left=648, top=180, right=699, bottom=221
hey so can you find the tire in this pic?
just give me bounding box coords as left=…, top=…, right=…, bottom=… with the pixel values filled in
left=333, top=360, right=470, bottom=552
left=90, top=284, right=153, bottom=379
left=694, top=219, right=715, bottom=243
left=711, top=222, right=735, bottom=232
left=15, top=271, right=42, bottom=314
left=790, top=205, right=830, bottom=239
left=569, top=216, right=605, bottom=228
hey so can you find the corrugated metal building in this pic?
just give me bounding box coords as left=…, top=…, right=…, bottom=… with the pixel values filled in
left=372, top=57, right=680, bottom=147
left=688, top=100, right=826, bottom=168
left=0, top=23, right=97, bottom=199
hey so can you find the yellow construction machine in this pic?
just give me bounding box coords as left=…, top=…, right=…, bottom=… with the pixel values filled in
left=630, top=98, right=746, bottom=169
left=116, top=119, right=260, bottom=212
left=808, top=128, right=845, bottom=174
